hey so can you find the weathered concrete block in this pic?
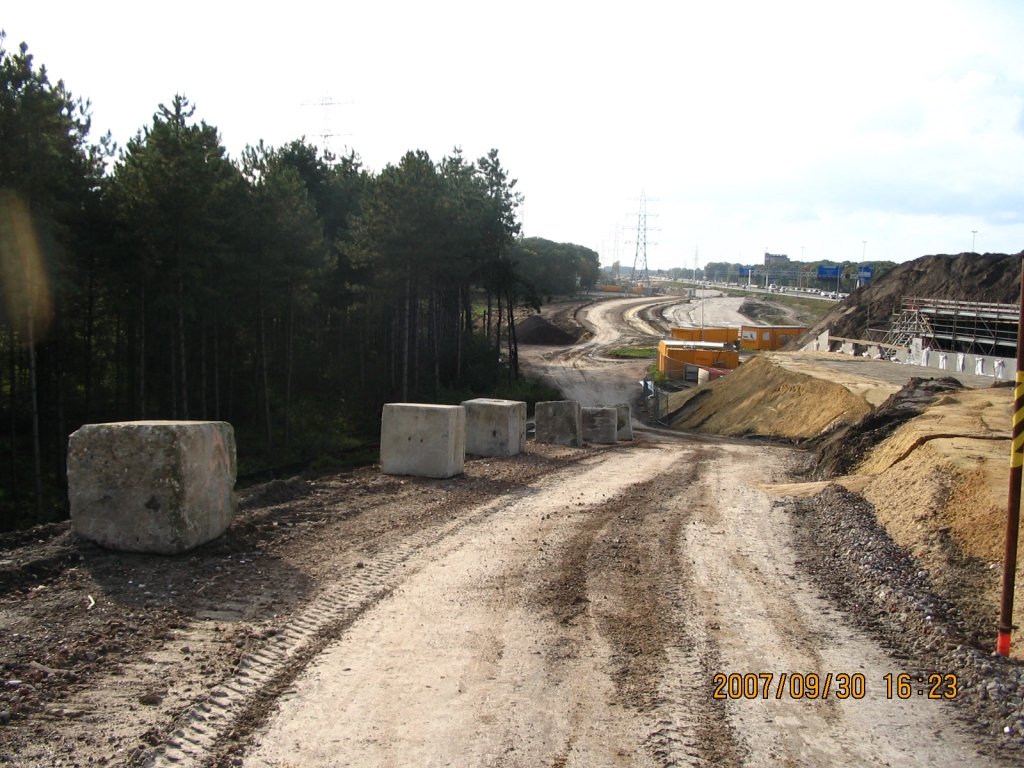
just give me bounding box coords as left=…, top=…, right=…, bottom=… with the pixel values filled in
left=615, top=403, right=633, bottom=441
left=535, top=400, right=583, bottom=447
left=381, top=404, right=465, bottom=478
left=67, top=421, right=237, bottom=555
left=582, top=407, right=618, bottom=445
left=461, top=398, right=527, bottom=457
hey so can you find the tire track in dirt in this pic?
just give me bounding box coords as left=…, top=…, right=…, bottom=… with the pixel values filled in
left=536, top=446, right=743, bottom=767
left=680, top=444, right=998, bottom=767
left=244, top=441, right=687, bottom=767
left=147, top=458, right=606, bottom=768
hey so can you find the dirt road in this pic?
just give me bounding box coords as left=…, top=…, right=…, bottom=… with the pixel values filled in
left=0, top=296, right=1011, bottom=767
left=519, top=296, right=677, bottom=407
left=241, top=442, right=992, bottom=768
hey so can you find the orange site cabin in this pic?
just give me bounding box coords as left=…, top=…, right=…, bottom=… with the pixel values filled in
left=738, top=325, right=806, bottom=351
left=657, top=340, right=740, bottom=378
left=669, top=326, right=739, bottom=344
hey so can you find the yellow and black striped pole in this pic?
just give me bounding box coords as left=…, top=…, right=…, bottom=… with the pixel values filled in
left=997, top=256, right=1024, bottom=657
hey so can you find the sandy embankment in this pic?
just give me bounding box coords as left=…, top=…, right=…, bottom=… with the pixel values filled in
left=664, top=351, right=1019, bottom=656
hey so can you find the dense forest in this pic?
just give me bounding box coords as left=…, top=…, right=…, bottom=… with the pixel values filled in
left=0, top=36, right=599, bottom=530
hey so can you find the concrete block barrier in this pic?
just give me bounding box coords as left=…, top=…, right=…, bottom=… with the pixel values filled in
left=67, top=421, right=237, bottom=555
left=615, top=403, right=633, bottom=441
left=461, top=398, right=527, bottom=457
left=582, top=407, right=618, bottom=444
left=535, top=400, right=583, bottom=447
left=381, top=403, right=465, bottom=478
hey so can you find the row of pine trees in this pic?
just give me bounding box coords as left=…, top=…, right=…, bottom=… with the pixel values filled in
left=0, top=36, right=597, bottom=529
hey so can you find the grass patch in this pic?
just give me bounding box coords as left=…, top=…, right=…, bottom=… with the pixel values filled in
left=607, top=346, right=657, bottom=359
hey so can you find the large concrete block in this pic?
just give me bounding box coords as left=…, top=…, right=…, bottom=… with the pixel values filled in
left=582, top=407, right=618, bottom=445
left=461, top=398, right=527, bottom=457
left=381, top=404, right=465, bottom=478
left=615, top=403, right=633, bottom=441
left=535, top=400, right=583, bottom=447
left=67, top=421, right=237, bottom=555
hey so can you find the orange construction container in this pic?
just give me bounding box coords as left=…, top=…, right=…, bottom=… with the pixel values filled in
left=657, top=340, right=740, bottom=378
left=738, top=325, right=806, bottom=351
left=670, top=326, right=739, bottom=344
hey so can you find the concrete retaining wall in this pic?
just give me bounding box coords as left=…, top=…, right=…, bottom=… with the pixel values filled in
left=825, top=337, right=1011, bottom=380
left=67, top=420, right=237, bottom=555
left=461, top=398, right=527, bottom=457
left=535, top=400, right=583, bottom=447
left=381, top=404, right=465, bottom=478
left=911, top=349, right=1010, bottom=379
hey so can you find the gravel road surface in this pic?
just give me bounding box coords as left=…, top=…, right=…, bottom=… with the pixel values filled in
left=243, top=441, right=996, bottom=768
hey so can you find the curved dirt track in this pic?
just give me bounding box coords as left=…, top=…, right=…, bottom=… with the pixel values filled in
left=518, top=296, right=677, bottom=407
left=661, top=293, right=750, bottom=328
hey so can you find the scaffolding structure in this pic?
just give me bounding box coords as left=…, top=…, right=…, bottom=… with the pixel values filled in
left=880, top=296, right=1020, bottom=356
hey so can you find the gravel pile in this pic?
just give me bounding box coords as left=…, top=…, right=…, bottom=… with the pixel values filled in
left=794, top=484, right=1024, bottom=755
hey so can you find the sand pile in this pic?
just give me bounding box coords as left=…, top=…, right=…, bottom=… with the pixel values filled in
left=666, top=355, right=872, bottom=440
left=813, top=376, right=963, bottom=476
left=848, top=389, right=1016, bottom=649
left=684, top=353, right=1020, bottom=655
left=770, top=380, right=1017, bottom=654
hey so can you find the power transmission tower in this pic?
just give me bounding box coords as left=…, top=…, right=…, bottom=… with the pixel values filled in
left=300, top=96, right=352, bottom=153
left=628, top=191, right=659, bottom=287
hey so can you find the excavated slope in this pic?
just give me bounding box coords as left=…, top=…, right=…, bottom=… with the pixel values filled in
left=794, top=252, right=1023, bottom=346
left=850, top=388, right=1015, bottom=649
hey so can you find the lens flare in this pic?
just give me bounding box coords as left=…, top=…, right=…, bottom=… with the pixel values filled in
left=0, top=190, right=53, bottom=341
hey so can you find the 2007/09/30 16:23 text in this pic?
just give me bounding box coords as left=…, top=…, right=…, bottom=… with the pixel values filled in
left=712, top=672, right=959, bottom=700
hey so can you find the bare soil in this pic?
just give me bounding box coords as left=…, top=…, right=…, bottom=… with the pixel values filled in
left=1, top=294, right=1020, bottom=767
left=0, top=445, right=593, bottom=766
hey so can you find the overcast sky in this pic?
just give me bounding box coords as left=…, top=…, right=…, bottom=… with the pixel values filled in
left=5, top=0, right=1024, bottom=271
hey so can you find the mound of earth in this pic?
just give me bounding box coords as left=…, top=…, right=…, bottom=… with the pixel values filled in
left=666, top=355, right=871, bottom=440
left=837, top=387, right=1015, bottom=651
left=516, top=314, right=577, bottom=345
left=793, top=252, right=1024, bottom=346
left=812, top=376, right=964, bottom=477
left=738, top=297, right=788, bottom=324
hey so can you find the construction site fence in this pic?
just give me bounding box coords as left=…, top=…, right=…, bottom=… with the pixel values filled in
left=643, top=379, right=672, bottom=422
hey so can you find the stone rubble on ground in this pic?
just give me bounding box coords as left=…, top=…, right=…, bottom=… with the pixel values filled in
left=796, top=483, right=1024, bottom=753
